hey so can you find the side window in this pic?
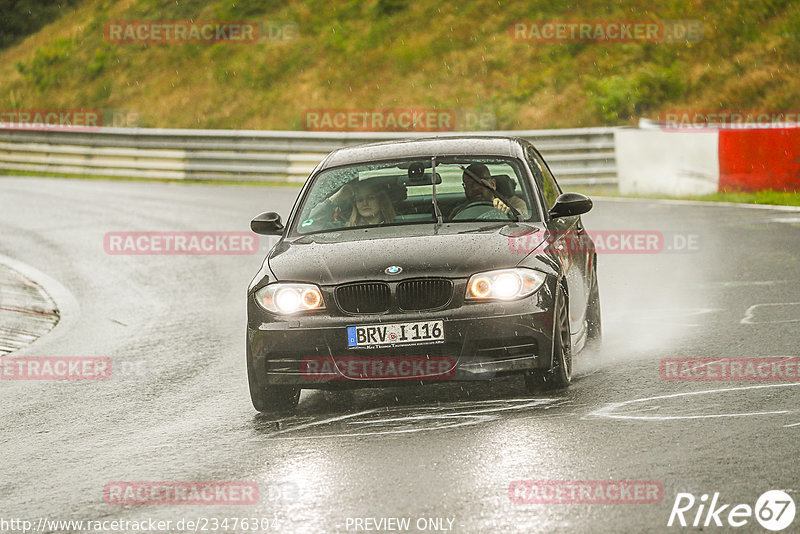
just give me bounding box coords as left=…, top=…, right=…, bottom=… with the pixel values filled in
left=526, top=146, right=560, bottom=209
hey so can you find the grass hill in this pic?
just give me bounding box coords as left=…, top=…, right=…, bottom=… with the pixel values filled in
left=1, top=0, right=799, bottom=130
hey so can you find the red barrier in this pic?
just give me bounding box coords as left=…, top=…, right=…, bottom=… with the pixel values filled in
left=718, top=128, right=800, bottom=191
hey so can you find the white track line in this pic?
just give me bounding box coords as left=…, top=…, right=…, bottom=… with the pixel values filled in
left=587, top=382, right=800, bottom=421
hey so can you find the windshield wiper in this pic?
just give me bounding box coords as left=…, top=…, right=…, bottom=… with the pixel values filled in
left=431, top=156, right=444, bottom=226
left=460, top=165, right=523, bottom=222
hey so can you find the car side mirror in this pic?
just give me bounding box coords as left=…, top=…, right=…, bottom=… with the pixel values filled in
left=251, top=212, right=284, bottom=235
left=549, top=193, right=593, bottom=219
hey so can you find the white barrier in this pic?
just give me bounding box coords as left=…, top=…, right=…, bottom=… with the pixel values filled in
left=615, top=128, right=719, bottom=195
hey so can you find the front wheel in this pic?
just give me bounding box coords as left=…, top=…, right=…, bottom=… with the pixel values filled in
left=247, top=347, right=300, bottom=413
left=524, top=284, right=572, bottom=392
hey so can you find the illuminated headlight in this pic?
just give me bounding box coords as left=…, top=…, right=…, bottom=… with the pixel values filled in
left=466, top=268, right=546, bottom=301
left=255, top=283, right=325, bottom=314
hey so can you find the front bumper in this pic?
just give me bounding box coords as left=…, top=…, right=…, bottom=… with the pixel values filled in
left=247, top=281, right=557, bottom=389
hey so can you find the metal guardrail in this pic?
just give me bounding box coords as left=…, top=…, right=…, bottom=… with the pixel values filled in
left=0, top=126, right=619, bottom=185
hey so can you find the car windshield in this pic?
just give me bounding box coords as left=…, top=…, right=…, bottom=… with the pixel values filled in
left=293, top=156, right=538, bottom=235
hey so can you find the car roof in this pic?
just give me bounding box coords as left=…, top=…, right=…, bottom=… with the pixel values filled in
left=318, top=136, right=527, bottom=170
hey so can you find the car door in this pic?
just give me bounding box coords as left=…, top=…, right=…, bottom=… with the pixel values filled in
left=525, top=144, right=590, bottom=342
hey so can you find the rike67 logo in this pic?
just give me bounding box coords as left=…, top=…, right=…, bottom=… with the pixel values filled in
left=668, top=490, right=796, bottom=531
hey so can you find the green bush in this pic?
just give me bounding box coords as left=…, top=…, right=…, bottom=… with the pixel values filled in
left=16, top=38, right=76, bottom=90
left=779, top=2, right=800, bottom=61
left=586, top=63, right=687, bottom=122
left=374, top=0, right=405, bottom=17
left=87, top=48, right=111, bottom=78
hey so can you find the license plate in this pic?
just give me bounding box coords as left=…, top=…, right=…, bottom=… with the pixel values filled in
left=347, top=320, right=444, bottom=348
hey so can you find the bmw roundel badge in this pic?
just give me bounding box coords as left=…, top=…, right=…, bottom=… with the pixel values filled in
left=385, top=265, right=403, bottom=275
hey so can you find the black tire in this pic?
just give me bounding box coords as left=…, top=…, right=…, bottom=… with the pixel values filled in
left=524, top=284, right=572, bottom=392
left=247, top=346, right=300, bottom=413
left=585, top=262, right=602, bottom=349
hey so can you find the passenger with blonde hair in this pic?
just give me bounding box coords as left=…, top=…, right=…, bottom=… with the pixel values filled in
left=305, top=179, right=396, bottom=230
left=348, top=181, right=395, bottom=227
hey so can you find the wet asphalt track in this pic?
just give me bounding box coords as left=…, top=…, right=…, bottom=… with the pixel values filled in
left=1, top=176, right=799, bottom=533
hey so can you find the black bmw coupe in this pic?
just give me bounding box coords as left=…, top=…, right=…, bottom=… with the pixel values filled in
left=247, top=136, right=600, bottom=412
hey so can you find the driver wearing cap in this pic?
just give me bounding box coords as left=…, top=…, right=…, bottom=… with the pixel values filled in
left=450, top=163, right=527, bottom=219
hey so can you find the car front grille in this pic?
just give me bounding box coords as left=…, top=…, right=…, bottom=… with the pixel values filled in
left=334, top=278, right=454, bottom=314
left=335, top=282, right=391, bottom=314
left=397, top=278, right=453, bottom=310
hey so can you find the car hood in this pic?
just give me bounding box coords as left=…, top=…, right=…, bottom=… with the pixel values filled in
left=267, top=223, right=548, bottom=285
